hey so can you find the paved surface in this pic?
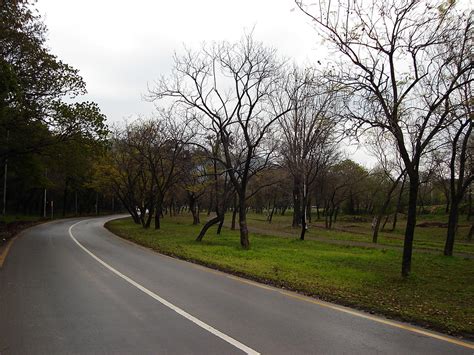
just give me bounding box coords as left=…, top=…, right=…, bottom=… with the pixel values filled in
left=0, top=216, right=472, bottom=354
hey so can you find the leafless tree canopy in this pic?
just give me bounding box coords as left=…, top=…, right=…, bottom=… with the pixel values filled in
left=297, top=0, right=473, bottom=276
left=148, top=33, right=293, bottom=248
left=97, top=10, right=471, bottom=277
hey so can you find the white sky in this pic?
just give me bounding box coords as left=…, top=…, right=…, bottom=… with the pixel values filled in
left=36, top=0, right=372, bottom=165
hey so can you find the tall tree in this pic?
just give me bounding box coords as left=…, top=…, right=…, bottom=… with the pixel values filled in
left=278, top=68, right=339, bottom=239
left=149, top=33, right=292, bottom=248
left=366, top=131, right=406, bottom=243
left=444, top=81, right=473, bottom=255
left=1, top=0, right=108, bottom=216
left=297, top=0, right=473, bottom=276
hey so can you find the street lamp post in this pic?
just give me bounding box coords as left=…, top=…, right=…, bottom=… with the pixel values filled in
left=2, top=130, right=9, bottom=216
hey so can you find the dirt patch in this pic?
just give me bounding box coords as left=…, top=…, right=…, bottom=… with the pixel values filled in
left=417, top=222, right=448, bottom=228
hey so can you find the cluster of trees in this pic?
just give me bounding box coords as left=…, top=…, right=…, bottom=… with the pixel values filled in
left=296, top=0, right=473, bottom=275
left=0, top=1, right=109, bottom=218
left=8, top=0, right=470, bottom=278
left=101, top=0, right=472, bottom=277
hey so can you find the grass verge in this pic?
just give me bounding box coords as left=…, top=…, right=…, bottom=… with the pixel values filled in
left=106, top=216, right=474, bottom=339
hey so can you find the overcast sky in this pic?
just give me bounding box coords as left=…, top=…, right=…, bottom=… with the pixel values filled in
left=36, top=0, right=371, bottom=164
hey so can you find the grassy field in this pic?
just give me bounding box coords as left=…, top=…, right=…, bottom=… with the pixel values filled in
left=245, top=212, right=474, bottom=255
left=106, top=213, right=474, bottom=338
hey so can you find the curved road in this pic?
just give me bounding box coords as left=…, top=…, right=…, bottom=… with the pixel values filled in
left=0, top=216, right=472, bottom=354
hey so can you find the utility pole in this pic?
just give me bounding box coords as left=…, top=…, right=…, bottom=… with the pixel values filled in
left=2, top=130, right=9, bottom=216
left=43, top=169, right=48, bottom=218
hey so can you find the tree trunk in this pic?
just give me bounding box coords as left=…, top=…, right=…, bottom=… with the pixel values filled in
left=189, top=193, right=200, bottom=225
left=468, top=187, right=472, bottom=221
left=401, top=177, right=419, bottom=277
left=118, top=193, right=140, bottom=224
left=144, top=205, right=154, bottom=229
left=154, top=205, right=162, bottom=230
left=373, top=179, right=400, bottom=243
left=129, top=207, right=141, bottom=224
left=239, top=195, right=250, bottom=248
left=292, top=176, right=301, bottom=228
left=391, top=177, right=406, bottom=232
left=193, top=210, right=200, bottom=224
left=139, top=208, right=147, bottom=228
left=324, top=201, right=329, bottom=228
left=300, top=191, right=308, bottom=241
left=268, top=205, right=275, bottom=223
left=468, top=224, right=473, bottom=241
left=372, top=215, right=382, bottom=243
left=444, top=198, right=459, bottom=256
left=391, top=211, right=398, bottom=232
left=217, top=214, right=225, bottom=235
left=231, top=196, right=237, bottom=230
left=196, top=215, right=220, bottom=241
left=307, top=197, right=312, bottom=223
left=381, top=215, right=390, bottom=231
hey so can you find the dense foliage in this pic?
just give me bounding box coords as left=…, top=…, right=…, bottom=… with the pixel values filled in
left=0, top=0, right=109, bottom=217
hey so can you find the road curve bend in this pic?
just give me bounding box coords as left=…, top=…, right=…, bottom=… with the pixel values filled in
left=0, top=216, right=472, bottom=354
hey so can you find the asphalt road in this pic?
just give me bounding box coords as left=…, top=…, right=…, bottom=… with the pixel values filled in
left=0, top=216, right=472, bottom=354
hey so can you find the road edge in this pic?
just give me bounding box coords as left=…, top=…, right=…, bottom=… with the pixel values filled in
left=103, top=216, right=474, bottom=347
left=0, top=220, right=48, bottom=269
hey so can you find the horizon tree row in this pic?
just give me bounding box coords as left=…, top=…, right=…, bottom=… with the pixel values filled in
left=102, top=0, right=472, bottom=277
left=0, top=0, right=109, bottom=219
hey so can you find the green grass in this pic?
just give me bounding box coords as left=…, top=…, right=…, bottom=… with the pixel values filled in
left=0, top=214, right=43, bottom=224
left=107, top=215, right=474, bottom=338
left=246, top=213, right=474, bottom=255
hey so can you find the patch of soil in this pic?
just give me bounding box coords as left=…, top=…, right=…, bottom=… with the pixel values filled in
left=416, top=222, right=448, bottom=228
left=339, top=216, right=370, bottom=223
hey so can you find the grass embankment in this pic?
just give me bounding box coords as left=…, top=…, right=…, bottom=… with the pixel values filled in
left=106, top=215, right=474, bottom=338
left=247, top=213, right=474, bottom=255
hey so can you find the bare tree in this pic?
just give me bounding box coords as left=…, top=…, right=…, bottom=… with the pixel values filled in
left=366, top=131, right=406, bottom=243
left=146, top=111, right=193, bottom=229
left=322, top=160, right=368, bottom=228
left=180, top=147, right=208, bottom=225
left=297, top=0, right=473, bottom=276
left=194, top=135, right=236, bottom=241
left=278, top=67, right=339, bottom=240
left=148, top=33, right=292, bottom=248
left=444, top=81, right=473, bottom=255
left=430, top=149, right=452, bottom=213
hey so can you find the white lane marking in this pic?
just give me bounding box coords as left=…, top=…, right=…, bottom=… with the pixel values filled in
left=68, top=220, right=259, bottom=355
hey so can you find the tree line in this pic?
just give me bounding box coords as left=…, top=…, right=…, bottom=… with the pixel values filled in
left=0, top=0, right=109, bottom=219
left=2, top=0, right=471, bottom=278
left=97, top=0, right=472, bottom=278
